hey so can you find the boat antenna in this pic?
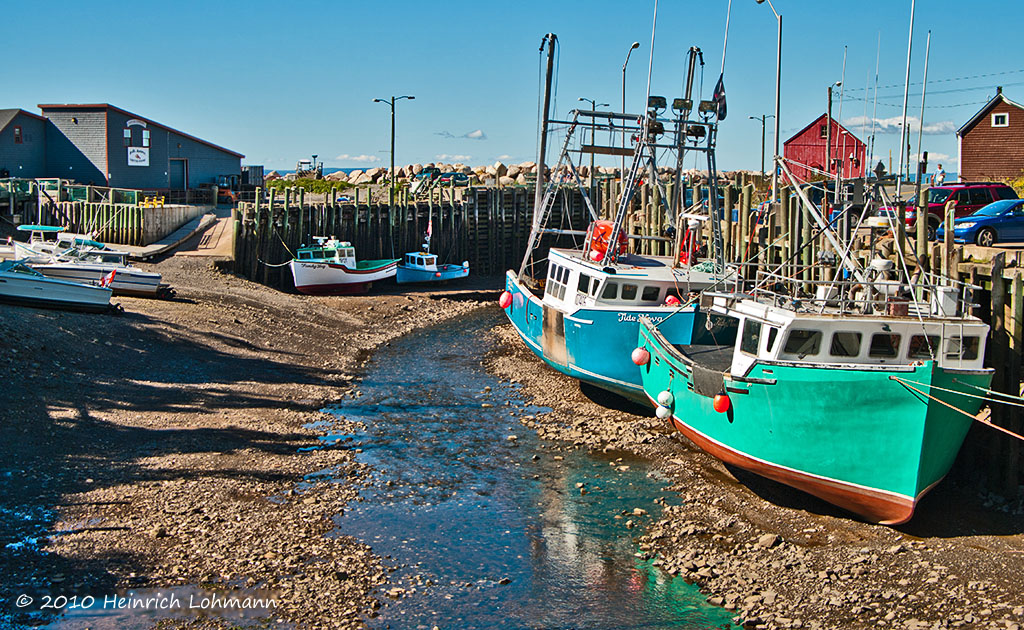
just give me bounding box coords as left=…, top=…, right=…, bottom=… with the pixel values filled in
left=914, top=31, right=931, bottom=175
left=720, top=0, right=732, bottom=76
left=868, top=31, right=880, bottom=180
left=523, top=33, right=557, bottom=281
left=642, top=0, right=658, bottom=136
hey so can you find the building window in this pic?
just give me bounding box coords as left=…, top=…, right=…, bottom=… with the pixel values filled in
left=992, top=113, right=1009, bottom=128
left=123, top=128, right=132, bottom=146
left=142, top=129, right=150, bottom=148
left=13, top=126, right=22, bottom=144
left=819, top=124, right=827, bottom=139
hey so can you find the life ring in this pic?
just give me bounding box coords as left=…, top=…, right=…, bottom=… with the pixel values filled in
left=587, top=220, right=628, bottom=261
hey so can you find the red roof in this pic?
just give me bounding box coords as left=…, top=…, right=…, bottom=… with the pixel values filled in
left=37, top=103, right=244, bottom=158
left=784, top=113, right=866, bottom=148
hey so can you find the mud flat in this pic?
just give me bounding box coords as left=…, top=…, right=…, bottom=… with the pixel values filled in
left=0, top=255, right=486, bottom=630
left=488, top=323, right=1024, bottom=630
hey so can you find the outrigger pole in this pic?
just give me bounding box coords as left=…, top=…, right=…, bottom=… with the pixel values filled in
left=519, top=33, right=558, bottom=280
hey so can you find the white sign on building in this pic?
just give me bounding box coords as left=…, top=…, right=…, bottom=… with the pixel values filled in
left=128, top=147, right=150, bottom=167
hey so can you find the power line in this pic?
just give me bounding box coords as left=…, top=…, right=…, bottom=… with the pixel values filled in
left=844, top=68, right=1024, bottom=92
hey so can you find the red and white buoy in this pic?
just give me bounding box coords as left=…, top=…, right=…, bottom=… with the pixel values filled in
left=665, top=295, right=681, bottom=307
left=499, top=291, right=513, bottom=309
left=630, top=347, right=650, bottom=366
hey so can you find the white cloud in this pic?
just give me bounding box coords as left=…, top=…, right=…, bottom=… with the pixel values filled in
left=497, top=154, right=513, bottom=160
left=334, top=154, right=381, bottom=163
left=844, top=116, right=955, bottom=136
left=922, top=152, right=956, bottom=165
left=436, top=154, right=471, bottom=161
left=465, top=129, right=486, bottom=140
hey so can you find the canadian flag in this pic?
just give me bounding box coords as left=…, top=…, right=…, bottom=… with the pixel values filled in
left=99, top=270, right=116, bottom=288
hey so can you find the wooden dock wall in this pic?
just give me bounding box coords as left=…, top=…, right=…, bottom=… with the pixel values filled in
left=233, top=181, right=1022, bottom=499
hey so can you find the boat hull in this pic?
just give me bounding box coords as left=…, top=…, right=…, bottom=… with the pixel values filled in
left=290, top=259, right=398, bottom=295
left=396, top=263, right=469, bottom=284
left=503, top=270, right=718, bottom=403
left=637, top=319, right=993, bottom=524
left=29, top=263, right=162, bottom=297
left=0, top=271, right=112, bottom=313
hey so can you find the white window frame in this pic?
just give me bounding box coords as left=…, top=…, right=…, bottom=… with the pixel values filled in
left=992, top=113, right=1009, bottom=128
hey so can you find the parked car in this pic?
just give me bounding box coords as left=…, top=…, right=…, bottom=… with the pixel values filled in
left=416, top=167, right=442, bottom=181
left=217, top=188, right=238, bottom=204
left=902, top=182, right=1018, bottom=240
left=936, top=199, right=1024, bottom=247
left=438, top=172, right=470, bottom=186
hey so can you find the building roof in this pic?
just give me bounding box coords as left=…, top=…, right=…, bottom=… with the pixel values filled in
left=784, top=113, right=866, bottom=147
left=37, top=103, right=244, bottom=158
left=0, top=108, right=47, bottom=133
left=956, top=89, right=1024, bottom=136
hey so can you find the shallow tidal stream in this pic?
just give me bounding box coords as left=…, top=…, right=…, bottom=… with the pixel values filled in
left=326, top=308, right=733, bottom=630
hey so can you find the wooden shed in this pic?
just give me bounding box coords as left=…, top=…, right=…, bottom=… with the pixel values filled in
left=782, top=114, right=866, bottom=182
left=957, top=87, right=1024, bottom=181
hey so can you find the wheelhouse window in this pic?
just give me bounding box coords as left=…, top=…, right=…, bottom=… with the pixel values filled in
left=908, top=335, right=939, bottom=359
left=783, top=329, right=822, bottom=356
left=946, top=336, right=980, bottom=361
left=641, top=285, right=660, bottom=302
left=299, top=251, right=312, bottom=259
left=830, top=331, right=862, bottom=357
left=992, top=113, right=1009, bottom=128
left=740, top=320, right=763, bottom=355
left=343, top=248, right=355, bottom=258
left=323, top=249, right=336, bottom=258
left=546, top=263, right=569, bottom=300
left=869, top=333, right=901, bottom=358
left=621, top=284, right=638, bottom=301
left=602, top=282, right=618, bottom=300
left=765, top=327, right=778, bottom=352
left=578, top=274, right=592, bottom=294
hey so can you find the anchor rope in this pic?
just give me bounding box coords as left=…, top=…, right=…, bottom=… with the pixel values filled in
left=889, top=376, right=1024, bottom=443
left=954, top=378, right=1024, bottom=404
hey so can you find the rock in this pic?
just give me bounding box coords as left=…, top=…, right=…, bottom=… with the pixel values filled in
left=498, top=577, right=511, bottom=585
left=493, top=161, right=508, bottom=177
left=755, top=534, right=779, bottom=549
left=499, top=176, right=515, bottom=187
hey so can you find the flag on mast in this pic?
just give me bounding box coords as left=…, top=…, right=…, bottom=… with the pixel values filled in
left=99, top=270, right=116, bottom=288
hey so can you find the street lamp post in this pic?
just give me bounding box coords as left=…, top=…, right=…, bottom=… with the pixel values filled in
left=621, top=42, right=640, bottom=197
left=748, top=114, right=774, bottom=179
left=578, top=97, right=609, bottom=189
left=373, top=95, right=415, bottom=210
left=755, top=0, right=782, bottom=204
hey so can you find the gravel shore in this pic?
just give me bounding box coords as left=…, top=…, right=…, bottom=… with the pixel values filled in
left=487, top=323, right=1024, bottom=630
left=0, top=255, right=486, bottom=629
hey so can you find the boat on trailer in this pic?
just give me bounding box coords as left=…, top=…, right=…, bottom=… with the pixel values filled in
left=636, top=164, right=994, bottom=524
left=501, top=39, right=734, bottom=403
left=0, top=259, right=113, bottom=313
left=289, top=237, right=398, bottom=295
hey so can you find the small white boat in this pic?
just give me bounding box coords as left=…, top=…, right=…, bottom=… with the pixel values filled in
left=13, top=226, right=165, bottom=297
left=289, top=238, right=398, bottom=295
left=0, top=260, right=112, bottom=313
left=396, top=252, right=469, bottom=284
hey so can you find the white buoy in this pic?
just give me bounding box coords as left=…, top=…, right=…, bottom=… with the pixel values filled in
left=655, top=405, right=672, bottom=420
left=657, top=390, right=674, bottom=407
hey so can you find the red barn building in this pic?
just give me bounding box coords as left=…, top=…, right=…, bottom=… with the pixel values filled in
left=957, top=87, right=1024, bottom=181
left=782, top=114, right=866, bottom=182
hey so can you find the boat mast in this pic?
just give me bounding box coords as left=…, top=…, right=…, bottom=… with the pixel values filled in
left=519, top=33, right=558, bottom=280
left=896, top=0, right=915, bottom=199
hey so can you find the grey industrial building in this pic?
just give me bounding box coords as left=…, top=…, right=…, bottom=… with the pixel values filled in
left=0, top=103, right=243, bottom=190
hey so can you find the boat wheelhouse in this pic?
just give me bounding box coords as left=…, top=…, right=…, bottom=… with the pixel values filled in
left=289, top=238, right=398, bottom=295
left=396, top=251, right=469, bottom=284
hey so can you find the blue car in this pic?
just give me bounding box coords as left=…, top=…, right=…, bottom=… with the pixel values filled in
left=937, top=199, right=1024, bottom=247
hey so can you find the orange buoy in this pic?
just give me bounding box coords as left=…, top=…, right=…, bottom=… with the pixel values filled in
left=665, top=295, right=681, bottom=307
left=499, top=291, right=513, bottom=309
left=713, top=393, right=730, bottom=413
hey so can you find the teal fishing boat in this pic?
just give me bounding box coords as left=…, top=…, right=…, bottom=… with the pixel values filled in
left=289, top=238, right=398, bottom=295
left=635, top=166, right=994, bottom=524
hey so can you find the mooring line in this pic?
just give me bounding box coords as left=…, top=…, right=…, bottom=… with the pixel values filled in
left=893, top=377, right=1024, bottom=410
left=890, top=376, right=1024, bottom=443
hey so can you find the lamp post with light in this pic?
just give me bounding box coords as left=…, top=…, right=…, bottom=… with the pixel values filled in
left=748, top=114, right=774, bottom=179
left=621, top=42, right=640, bottom=195
left=372, top=95, right=415, bottom=210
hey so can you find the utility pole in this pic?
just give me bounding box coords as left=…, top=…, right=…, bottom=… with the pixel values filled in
left=749, top=114, right=773, bottom=179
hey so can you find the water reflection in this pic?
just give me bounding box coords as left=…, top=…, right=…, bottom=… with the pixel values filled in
left=324, top=310, right=734, bottom=630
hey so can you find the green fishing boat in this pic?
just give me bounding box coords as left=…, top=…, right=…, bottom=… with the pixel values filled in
left=634, top=165, right=994, bottom=525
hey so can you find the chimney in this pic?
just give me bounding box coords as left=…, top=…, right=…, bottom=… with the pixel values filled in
left=997, top=85, right=1003, bottom=95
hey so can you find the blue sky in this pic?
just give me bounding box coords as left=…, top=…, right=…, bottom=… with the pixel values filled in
left=6, top=0, right=1021, bottom=174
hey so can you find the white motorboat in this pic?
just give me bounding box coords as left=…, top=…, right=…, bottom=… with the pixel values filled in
left=0, top=260, right=112, bottom=313
left=13, top=226, right=165, bottom=297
